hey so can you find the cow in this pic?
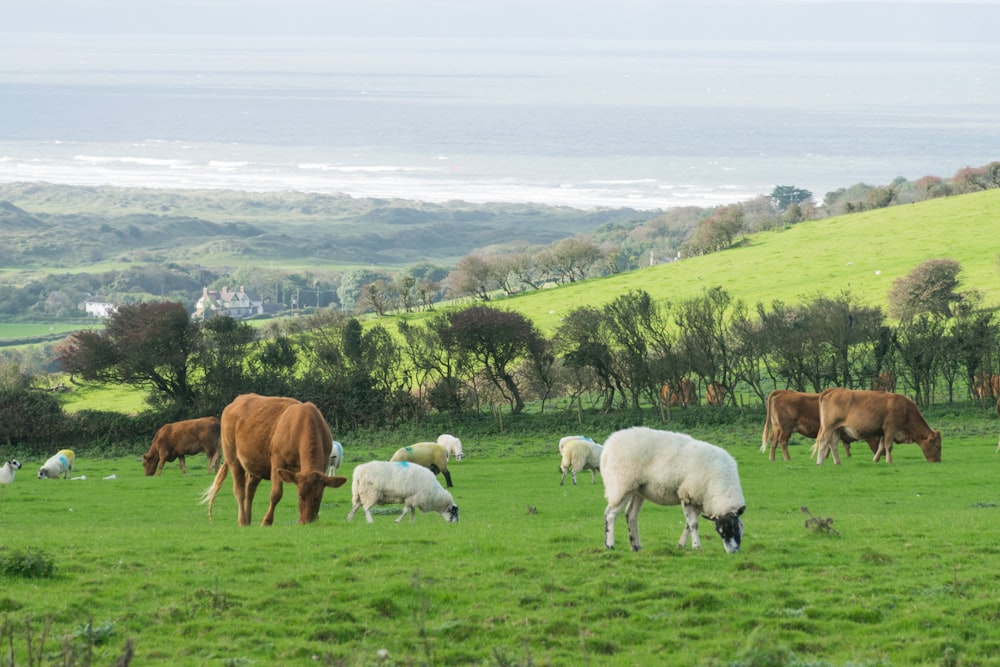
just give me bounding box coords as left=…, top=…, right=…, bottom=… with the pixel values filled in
left=706, top=382, right=727, bottom=406
left=995, top=397, right=1000, bottom=454
left=812, top=388, right=942, bottom=465
left=660, top=378, right=696, bottom=407
left=972, top=373, right=1000, bottom=401
left=760, top=389, right=880, bottom=462
left=201, top=394, right=347, bottom=526
left=143, top=416, right=222, bottom=476
left=871, top=371, right=897, bottom=393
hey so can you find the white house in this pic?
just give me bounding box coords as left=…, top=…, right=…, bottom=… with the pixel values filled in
left=81, top=298, right=116, bottom=318
left=193, top=286, right=263, bottom=320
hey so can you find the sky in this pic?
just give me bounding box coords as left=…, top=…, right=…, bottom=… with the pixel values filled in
left=2, top=0, right=999, bottom=42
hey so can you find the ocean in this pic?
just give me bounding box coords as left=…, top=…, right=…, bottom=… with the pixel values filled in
left=1, top=34, right=998, bottom=211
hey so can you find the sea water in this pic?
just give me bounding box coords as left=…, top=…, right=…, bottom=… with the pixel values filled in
left=0, top=34, right=997, bottom=210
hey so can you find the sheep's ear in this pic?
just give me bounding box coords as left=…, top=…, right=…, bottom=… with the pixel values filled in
left=737, top=506, right=746, bottom=516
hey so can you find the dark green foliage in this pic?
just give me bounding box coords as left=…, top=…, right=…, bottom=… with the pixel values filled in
left=0, top=547, right=57, bottom=579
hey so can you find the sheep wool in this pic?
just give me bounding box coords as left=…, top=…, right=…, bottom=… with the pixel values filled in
left=602, top=426, right=745, bottom=554
left=328, top=441, right=344, bottom=476
left=38, top=449, right=75, bottom=480
left=347, top=461, right=459, bottom=524
left=389, top=442, right=453, bottom=487
left=1, top=459, right=22, bottom=485
left=559, top=438, right=603, bottom=485
left=436, top=434, right=464, bottom=460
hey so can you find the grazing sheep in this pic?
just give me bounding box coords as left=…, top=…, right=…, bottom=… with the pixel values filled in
left=328, top=440, right=345, bottom=476
left=601, top=426, right=745, bottom=554
left=1, top=459, right=22, bottom=485
left=38, top=449, right=75, bottom=479
left=559, top=437, right=603, bottom=485
left=558, top=435, right=595, bottom=456
left=347, top=461, right=459, bottom=524
left=437, top=434, right=464, bottom=460
left=389, top=442, right=453, bottom=487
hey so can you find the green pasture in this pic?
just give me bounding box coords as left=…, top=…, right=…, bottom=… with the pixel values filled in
left=2, top=408, right=1000, bottom=666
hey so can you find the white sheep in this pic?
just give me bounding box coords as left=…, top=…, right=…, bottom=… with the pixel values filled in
left=328, top=440, right=344, bottom=476
left=1, top=459, right=22, bottom=485
left=346, top=461, right=459, bottom=524
left=601, top=426, right=746, bottom=554
left=38, top=449, right=75, bottom=479
left=437, top=433, right=464, bottom=460
left=389, top=442, right=453, bottom=487
left=558, top=435, right=595, bottom=456
left=559, top=437, right=603, bottom=485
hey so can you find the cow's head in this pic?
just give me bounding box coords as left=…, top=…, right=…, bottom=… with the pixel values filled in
left=708, top=506, right=746, bottom=553
left=141, top=451, right=158, bottom=476
left=276, top=469, right=347, bottom=523
left=919, top=430, right=942, bottom=462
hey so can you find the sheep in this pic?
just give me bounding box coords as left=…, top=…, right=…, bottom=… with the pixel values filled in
left=328, top=440, right=344, bottom=476
left=346, top=461, right=459, bottom=524
left=601, top=426, right=745, bottom=554
left=437, top=433, right=464, bottom=460
left=558, top=435, right=595, bottom=456
left=1, top=459, right=22, bottom=485
left=559, top=437, right=603, bottom=485
left=389, top=442, right=453, bottom=487
left=38, top=449, right=75, bottom=479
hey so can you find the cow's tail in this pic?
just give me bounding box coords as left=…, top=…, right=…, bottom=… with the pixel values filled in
left=760, top=392, right=774, bottom=453
left=200, top=460, right=230, bottom=521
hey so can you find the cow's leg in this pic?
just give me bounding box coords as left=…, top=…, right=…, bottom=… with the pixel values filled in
left=261, top=477, right=283, bottom=526
left=156, top=457, right=166, bottom=476
left=604, top=495, right=631, bottom=549
left=625, top=496, right=645, bottom=552
left=778, top=430, right=791, bottom=461
left=879, top=429, right=895, bottom=464
left=230, top=466, right=251, bottom=526
left=178, top=455, right=187, bottom=475
left=679, top=503, right=702, bottom=549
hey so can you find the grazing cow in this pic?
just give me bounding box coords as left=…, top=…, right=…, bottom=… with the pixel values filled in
left=871, top=371, right=897, bottom=393
left=706, top=382, right=727, bottom=406
left=143, top=416, right=222, bottom=476
left=812, top=388, right=942, bottom=465
left=995, top=397, right=1000, bottom=454
left=972, top=373, right=1000, bottom=401
left=660, top=378, right=696, bottom=407
left=202, top=394, right=347, bottom=526
left=760, top=389, right=879, bottom=461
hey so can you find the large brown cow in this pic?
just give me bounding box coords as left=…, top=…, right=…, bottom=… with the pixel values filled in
left=660, top=378, right=696, bottom=407
left=760, top=389, right=880, bottom=462
left=706, top=382, right=727, bottom=406
left=972, top=373, right=1000, bottom=401
left=871, top=371, right=897, bottom=393
left=812, top=388, right=942, bottom=465
left=143, top=416, right=222, bottom=476
left=202, top=394, right=347, bottom=526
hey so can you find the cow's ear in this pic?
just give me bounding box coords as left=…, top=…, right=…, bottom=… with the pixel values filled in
left=325, top=475, right=348, bottom=488
left=276, top=468, right=297, bottom=484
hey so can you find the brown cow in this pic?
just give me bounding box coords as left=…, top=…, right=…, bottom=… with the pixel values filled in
left=760, top=389, right=880, bottom=462
left=143, top=416, right=222, bottom=476
left=995, top=397, right=1000, bottom=454
left=972, top=373, right=1000, bottom=400
left=871, top=371, right=897, bottom=393
left=202, top=394, right=347, bottom=526
left=812, top=388, right=942, bottom=465
left=706, top=382, right=727, bottom=406
left=661, top=378, right=696, bottom=407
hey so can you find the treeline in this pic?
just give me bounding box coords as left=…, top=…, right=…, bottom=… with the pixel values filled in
left=1, top=162, right=997, bottom=324
left=3, top=259, right=998, bottom=454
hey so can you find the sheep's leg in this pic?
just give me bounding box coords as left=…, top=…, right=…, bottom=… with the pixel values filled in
left=590, top=469, right=597, bottom=484
left=346, top=502, right=360, bottom=522
left=604, top=496, right=631, bottom=549
left=442, top=470, right=453, bottom=487
left=625, top=496, right=645, bottom=552
left=364, top=506, right=375, bottom=523
left=261, top=476, right=283, bottom=526
left=571, top=470, right=578, bottom=485
left=560, top=469, right=568, bottom=485
left=679, top=503, right=702, bottom=549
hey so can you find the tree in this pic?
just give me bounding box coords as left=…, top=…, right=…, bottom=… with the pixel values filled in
left=195, top=315, right=257, bottom=414
left=887, top=258, right=963, bottom=321
left=770, top=185, right=813, bottom=211
left=680, top=205, right=744, bottom=257
left=55, top=301, right=200, bottom=410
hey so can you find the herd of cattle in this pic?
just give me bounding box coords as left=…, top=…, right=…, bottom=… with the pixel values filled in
left=7, top=384, right=1000, bottom=552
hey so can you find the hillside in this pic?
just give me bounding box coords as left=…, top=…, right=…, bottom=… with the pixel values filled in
left=465, top=188, right=1000, bottom=334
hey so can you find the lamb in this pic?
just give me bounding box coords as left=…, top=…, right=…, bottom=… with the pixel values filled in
left=328, top=440, right=344, bottom=476
left=389, top=442, right=453, bottom=487
left=601, top=426, right=745, bottom=554
left=436, top=433, right=464, bottom=460
left=1, top=459, right=22, bottom=485
left=559, top=437, right=603, bottom=485
left=346, top=461, right=459, bottom=524
left=38, top=449, right=75, bottom=479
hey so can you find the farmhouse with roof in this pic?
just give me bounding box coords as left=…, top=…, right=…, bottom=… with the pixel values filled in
left=194, top=286, right=263, bottom=320
left=81, top=297, right=117, bottom=318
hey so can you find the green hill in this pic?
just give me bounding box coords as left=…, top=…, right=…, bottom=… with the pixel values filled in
left=482, top=189, right=1000, bottom=334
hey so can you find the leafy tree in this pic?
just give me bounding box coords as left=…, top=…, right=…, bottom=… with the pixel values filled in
left=55, top=301, right=200, bottom=410
left=448, top=255, right=494, bottom=300
left=887, top=258, right=963, bottom=321
left=770, top=185, right=813, bottom=211
left=554, top=306, right=625, bottom=412
left=894, top=315, right=946, bottom=407
left=194, top=315, right=257, bottom=415
left=543, top=237, right=603, bottom=283
left=680, top=205, right=744, bottom=257
left=673, top=287, right=736, bottom=399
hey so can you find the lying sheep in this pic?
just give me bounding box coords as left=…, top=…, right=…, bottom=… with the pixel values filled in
left=328, top=440, right=344, bottom=476
left=347, top=461, right=459, bottom=524
left=1, top=459, right=22, bottom=485
left=601, top=426, right=745, bottom=554
left=560, top=437, right=603, bottom=485
left=389, top=442, right=453, bottom=487
left=437, top=434, right=464, bottom=460
left=38, top=449, right=75, bottom=479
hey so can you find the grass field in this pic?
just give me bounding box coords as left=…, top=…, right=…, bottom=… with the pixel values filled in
left=2, top=406, right=999, bottom=666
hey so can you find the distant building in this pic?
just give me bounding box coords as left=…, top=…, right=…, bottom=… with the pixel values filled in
left=194, top=286, right=263, bottom=320
left=81, top=297, right=117, bottom=318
